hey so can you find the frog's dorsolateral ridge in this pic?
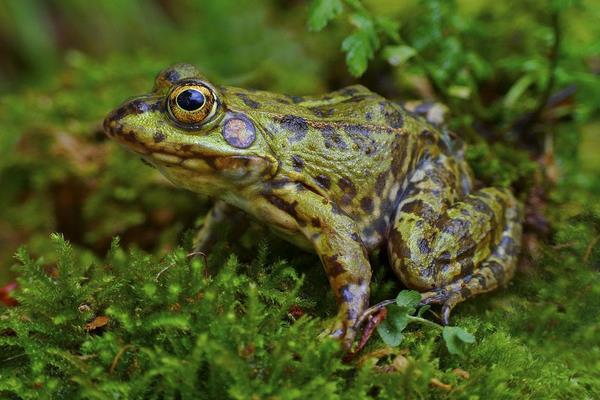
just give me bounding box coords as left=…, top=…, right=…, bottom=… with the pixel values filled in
left=104, top=63, right=522, bottom=348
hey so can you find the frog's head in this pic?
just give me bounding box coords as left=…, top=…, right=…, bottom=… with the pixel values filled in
left=104, top=63, right=278, bottom=196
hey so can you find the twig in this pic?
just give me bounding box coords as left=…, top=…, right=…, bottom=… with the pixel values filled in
left=583, top=235, right=600, bottom=263
left=110, top=344, right=134, bottom=374
left=187, top=251, right=208, bottom=269
left=356, top=299, right=397, bottom=328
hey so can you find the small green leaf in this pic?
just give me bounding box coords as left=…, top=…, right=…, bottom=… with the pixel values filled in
left=375, top=16, right=400, bottom=42
left=416, top=304, right=431, bottom=318
left=307, top=0, right=343, bottom=32
left=442, top=326, right=476, bottom=356
left=448, top=85, right=471, bottom=99
left=383, top=45, right=416, bottom=66
left=377, top=305, right=409, bottom=347
left=341, top=14, right=379, bottom=77
left=503, top=74, right=534, bottom=108
left=395, top=290, right=422, bottom=314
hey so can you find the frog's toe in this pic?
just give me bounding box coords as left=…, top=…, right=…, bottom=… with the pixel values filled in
left=420, top=289, right=449, bottom=305
left=440, top=293, right=463, bottom=325
left=321, top=318, right=358, bottom=350
left=420, top=290, right=463, bottom=325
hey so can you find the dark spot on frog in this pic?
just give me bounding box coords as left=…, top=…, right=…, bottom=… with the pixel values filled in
left=365, top=112, right=373, bottom=121
left=331, top=203, right=344, bottom=215
left=311, top=217, right=322, bottom=227
left=265, top=194, right=300, bottom=220
left=153, top=131, right=166, bottom=143
left=418, top=238, right=431, bottom=255
left=373, top=218, right=388, bottom=235
left=381, top=198, right=394, bottom=215
left=339, top=285, right=354, bottom=302
left=320, top=125, right=348, bottom=150
left=460, top=286, right=472, bottom=299
left=340, top=87, right=360, bottom=96
left=279, top=115, right=308, bottom=142
left=380, top=102, right=404, bottom=129
left=375, top=172, right=387, bottom=196
left=421, top=129, right=437, bottom=145
left=267, top=178, right=291, bottom=189
left=109, top=105, right=130, bottom=122
left=287, top=95, right=305, bottom=104
left=314, top=174, right=331, bottom=190
left=360, top=197, right=374, bottom=213
left=472, top=198, right=491, bottom=214
left=291, top=155, right=304, bottom=172
left=164, top=69, right=180, bottom=83
left=128, top=99, right=151, bottom=114
left=338, top=177, right=357, bottom=205
left=439, top=251, right=452, bottom=262
left=309, top=106, right=335, bottom=118
left=362, top=226, right=375, bottom=240
left=236, top=93, right=260, bottom=109
left=487, top=260, right=505, bottom=284
left=149, top=100, right=163, bottom=112
left=123, top=131, right=139, bottom=144
left=324, top=255, right=345, bottom=277
left=350, top=232, right=361, bottom=243
left=344, top=124, right=370, bottom=136
left=345, top=124, right=377, bottom=155
left=391, top=143, right=408, bottom=175
left=341, top=95, right=368, bottom=103
left=500, top=236, right=518, bottom=257
left=459, top=257, right=475, bottom=277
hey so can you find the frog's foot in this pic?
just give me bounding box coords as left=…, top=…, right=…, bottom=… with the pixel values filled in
left=321, top=315, right=359, bottom=350
left=420, top=288, right=463, bottom=325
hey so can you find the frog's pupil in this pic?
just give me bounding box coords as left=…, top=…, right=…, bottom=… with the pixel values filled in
left=177, top=89, right=205, bottom=111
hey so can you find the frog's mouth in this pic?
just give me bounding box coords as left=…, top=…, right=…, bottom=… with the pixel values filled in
left=105, top=117, right=277, bottom=180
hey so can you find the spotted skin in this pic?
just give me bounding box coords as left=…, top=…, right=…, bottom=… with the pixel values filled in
left=104, top=63, right=523, bottom=349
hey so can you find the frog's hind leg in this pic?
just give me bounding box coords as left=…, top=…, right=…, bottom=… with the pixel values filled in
left=420, top=197, right=523, bottom=324
left=388, top=157, right=522, bottom=324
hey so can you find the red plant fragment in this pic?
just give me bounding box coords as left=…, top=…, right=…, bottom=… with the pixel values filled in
left=0, top=281, right=19, bottom=307
left=85, top=315, right=110, bottom=332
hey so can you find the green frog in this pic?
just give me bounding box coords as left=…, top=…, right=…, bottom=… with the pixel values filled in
left=104, top=64, right=522, bottom=348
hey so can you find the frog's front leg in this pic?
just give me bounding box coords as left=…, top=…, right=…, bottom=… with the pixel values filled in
left=193, top=200, right=248, bottom=254
left=263, top=186, right=371, bottom=349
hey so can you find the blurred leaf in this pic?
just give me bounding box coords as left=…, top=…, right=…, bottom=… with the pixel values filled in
left=442, top=326, right=475, bottom=356
left=448, top=85, right=471, bottom=99
left=395, top=290, right=421, bottom=314
left=341, top=14, right=379, bottom=77
left=383, top=45, right=416, bottom=66
left=375, top=16, right=400, bottom=42
left=307, top=0, right=343, bottom=32
left=377, top=305, right=409, bottom=347
left=503, top=74, right=534, bottom=108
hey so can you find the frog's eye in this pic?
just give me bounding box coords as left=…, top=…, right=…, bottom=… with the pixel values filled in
left=167, top=83, right=218, bottom=127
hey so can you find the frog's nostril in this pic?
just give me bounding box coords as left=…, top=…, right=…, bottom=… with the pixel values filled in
left=129, top=99, right=150, bottom=114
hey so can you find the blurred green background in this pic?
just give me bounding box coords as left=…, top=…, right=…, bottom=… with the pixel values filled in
left=1, top=0, right=600, bottom=397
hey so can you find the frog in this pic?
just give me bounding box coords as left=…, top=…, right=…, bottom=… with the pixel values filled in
left=104, top=63, right=522, bottom=349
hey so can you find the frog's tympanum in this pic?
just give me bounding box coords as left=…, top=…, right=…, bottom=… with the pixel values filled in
left=104, top=64, right=522, bottom=348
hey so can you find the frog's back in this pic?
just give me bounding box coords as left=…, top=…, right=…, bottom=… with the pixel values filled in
left=220, top=85, right=443, bottom=247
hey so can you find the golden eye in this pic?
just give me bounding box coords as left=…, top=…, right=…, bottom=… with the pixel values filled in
left=167, top=83, right=218, bottom=127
